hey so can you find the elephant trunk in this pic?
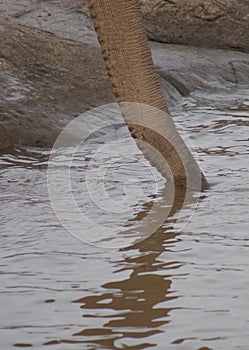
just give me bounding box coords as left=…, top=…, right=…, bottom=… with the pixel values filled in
left=87, top=0, right=209, bottom=190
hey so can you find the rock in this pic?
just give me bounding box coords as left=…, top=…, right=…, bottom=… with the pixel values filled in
left=152, top=42, right=249, bottom=96
left=139, top=0, right=249, bottom=52
left=0, top=0, right=97, bottom=45
left=0, top=20, right=113, bottom=149
left=5, top=0, right=249, bottom=52
left=1, top=1, right=249, bottom=150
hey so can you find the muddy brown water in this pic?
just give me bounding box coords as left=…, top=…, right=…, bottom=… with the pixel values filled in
left=0, top=88, right=249, bottom=349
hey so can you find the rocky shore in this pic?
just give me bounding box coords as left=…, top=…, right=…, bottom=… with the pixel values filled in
left=1, top=0, right=249, bottom=149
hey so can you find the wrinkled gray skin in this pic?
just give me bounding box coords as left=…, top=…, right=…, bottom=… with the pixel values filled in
left=86, top=0, right=210, bottom=189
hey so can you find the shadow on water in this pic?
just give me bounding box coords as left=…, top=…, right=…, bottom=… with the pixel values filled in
left=1, top=145, right=210, bottom=349
left=63, top=187, right=202, bottom=349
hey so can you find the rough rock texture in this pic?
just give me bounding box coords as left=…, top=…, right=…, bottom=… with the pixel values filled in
left=0, top=0, right=97, bottom=45
left=0, top=20, right=113, bottom=149
left=4, top=0, right=249, bottom=51
left=140, top=0, right=249, bottom=52
left=1, top=0, right=249, bottom=150
left=152, top=42, right=249, bottom=95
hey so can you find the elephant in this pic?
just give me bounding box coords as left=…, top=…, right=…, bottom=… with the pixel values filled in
left=86, top=0, right=209, bottom=191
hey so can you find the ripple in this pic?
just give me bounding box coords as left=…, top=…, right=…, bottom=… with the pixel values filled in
left=0, top=88, right=249, bottom=349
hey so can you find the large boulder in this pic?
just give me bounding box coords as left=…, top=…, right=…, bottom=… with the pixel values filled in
left=5, top=0, right=249, bottom=51
left=0, top=20, right=113, bottom=149
left=140, top=0, right=249, bottom=52
left=3, top=0, right=249, bottom=52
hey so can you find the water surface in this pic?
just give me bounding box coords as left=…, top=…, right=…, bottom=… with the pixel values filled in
left=0, top=88, right=248, bottom=349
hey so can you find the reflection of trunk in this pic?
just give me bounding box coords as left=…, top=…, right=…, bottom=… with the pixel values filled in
left=87, top=0, right=208, bottom=190
left=140, top=0, right=249, bottom=52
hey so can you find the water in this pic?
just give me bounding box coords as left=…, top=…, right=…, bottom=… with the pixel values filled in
left=0, top=88, right=248, bottom=349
